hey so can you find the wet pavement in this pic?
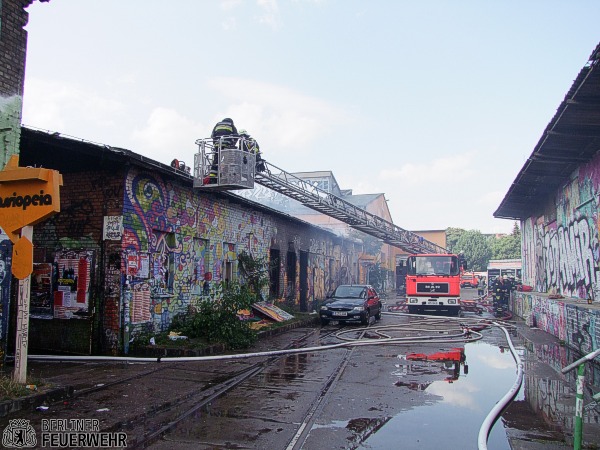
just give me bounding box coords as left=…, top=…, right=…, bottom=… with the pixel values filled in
left=0, top=295, right=598, bottom=449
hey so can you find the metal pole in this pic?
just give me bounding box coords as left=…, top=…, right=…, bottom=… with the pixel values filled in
left=573, top=364, right=585, bottom=450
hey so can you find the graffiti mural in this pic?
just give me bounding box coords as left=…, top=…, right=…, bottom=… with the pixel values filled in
left=529, top=217, right=599, bottom=298
left=0, top=95, right=22, bottom=169
left=123, top=168, right=277, bottom=330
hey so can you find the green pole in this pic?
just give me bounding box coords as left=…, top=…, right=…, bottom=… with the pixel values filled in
left=573, top=363, right=585, bottom=450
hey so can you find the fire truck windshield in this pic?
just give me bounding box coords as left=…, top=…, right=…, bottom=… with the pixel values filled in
left=407, top=255, right=459, bottom=276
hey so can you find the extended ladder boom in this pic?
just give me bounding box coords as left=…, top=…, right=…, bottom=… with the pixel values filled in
left=255, top=159, right=447, bottom=254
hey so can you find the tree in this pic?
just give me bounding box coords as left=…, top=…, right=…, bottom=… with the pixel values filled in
left=446, top=227, right=466, bottom=253
left=491, top=222, right=521, bottom=259
left=453, top=230, right=493, bottom=272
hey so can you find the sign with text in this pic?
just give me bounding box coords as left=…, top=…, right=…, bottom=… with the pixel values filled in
left=103, top=215, right=123, bottom=240
left=0, top=155, right=62, bottom=244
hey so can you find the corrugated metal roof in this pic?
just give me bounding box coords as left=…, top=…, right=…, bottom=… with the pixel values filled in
left=494, top=42, right=600, bottom=220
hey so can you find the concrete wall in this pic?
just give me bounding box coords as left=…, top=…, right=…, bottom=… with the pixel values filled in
left=521, top=150, right=600, bottom=301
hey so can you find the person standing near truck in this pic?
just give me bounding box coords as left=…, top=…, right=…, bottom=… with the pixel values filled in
left=477, top=276, right=486, bottom=297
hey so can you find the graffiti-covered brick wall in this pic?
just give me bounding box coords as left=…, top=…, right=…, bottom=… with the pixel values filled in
left=121, top=167, right=360, bottom=341
left=522, top=150, right=600, bottom=300
left=123, top=167, right=280, bottom=334
left=29, top=169, right=126, bottom=354
left=512, top=292, right=600, bottom=356
left=0, top=0, right=34, bottom=168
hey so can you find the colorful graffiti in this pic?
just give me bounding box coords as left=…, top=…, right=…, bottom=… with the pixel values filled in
left=513, top=292, right=599, bottom=355
left=123, top=168, right=275, bottom=330
left=524, top=211, right=599, bottom=299
left=0, top=95, right=22, bottom=169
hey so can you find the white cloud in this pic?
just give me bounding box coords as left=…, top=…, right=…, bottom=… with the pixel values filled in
left=131, top=107, right=206, bottom=165
left=380, top=152, right=477, bottom=184
left=22, top=78, right=124, bottom=133
left=220, top=0, right=242, bottom=11
left=257, top=0, right=282, bottom=30
left=206, top=77, right=352, bottom=154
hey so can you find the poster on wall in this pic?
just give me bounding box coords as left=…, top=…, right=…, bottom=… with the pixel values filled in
left=54, top=250, right=94, bottom=318
left=0, top=235, right=11, bottom=344
left=103, top=215, right=123, bottom=241
left=31, top=263, right=54, bottom=309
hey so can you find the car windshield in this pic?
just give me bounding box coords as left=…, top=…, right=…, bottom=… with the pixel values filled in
left=333, top=286, right=366, bottom=298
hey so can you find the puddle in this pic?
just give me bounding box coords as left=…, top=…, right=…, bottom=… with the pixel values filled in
left=352, top=341, right=541, bottom=449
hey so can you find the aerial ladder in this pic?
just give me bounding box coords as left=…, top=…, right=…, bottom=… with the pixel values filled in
left=193, top=138, right=447, bottom=255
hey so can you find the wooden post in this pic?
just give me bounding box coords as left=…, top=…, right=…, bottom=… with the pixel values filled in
left=13, top=226, right=33, bottom=384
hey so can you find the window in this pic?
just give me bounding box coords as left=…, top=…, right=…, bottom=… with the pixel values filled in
left=223, top=242, right=236, bottom=283
left=153, top=231, right=176, bottom=293
left=193, top=238, right=210, bottom=284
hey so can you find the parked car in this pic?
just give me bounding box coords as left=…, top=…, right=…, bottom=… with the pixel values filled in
left=320, top=284, right=382, bottom=326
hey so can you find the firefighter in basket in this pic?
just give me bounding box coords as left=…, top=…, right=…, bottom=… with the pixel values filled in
left=238, top=129, right=266, bottom=173
left=207, top=118, right=238, bottom=184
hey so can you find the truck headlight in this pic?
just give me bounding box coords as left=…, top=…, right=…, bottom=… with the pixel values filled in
left=409, top=298, right=418, bottom=303
left=448, top=299, right=456, bottom=304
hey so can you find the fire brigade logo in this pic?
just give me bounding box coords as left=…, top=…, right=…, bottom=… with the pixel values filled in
left=2, top=419, right=37, bottom=448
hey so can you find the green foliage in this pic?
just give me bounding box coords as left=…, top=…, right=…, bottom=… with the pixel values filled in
left=453, top=230, right=493, bottom=272
left=492, top=223, right=521, bottom=259
left=171, top=282, right=257, bottom=349
left=445, top=227, right=465, bottom=253
left=237, top=251, right=270, bottom=298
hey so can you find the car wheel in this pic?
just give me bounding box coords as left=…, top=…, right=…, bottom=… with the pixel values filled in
left=360, top=309, right=370, bottom=325
left=320, top=318, right=330, bottom=326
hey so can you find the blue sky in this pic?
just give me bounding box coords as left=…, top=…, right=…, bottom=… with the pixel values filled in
left=21, top=0, right=600, bottom=234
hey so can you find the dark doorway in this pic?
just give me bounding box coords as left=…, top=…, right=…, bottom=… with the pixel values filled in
left=269, top=249, right=280, bottom=300
left=299, top=251, right=308, bottom=312
left=286, top=251, right=297, bottom=302
left=396, top=261, right=407, bottom=296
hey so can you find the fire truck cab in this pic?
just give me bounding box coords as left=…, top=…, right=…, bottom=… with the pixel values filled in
left=405, top=253, right=466, bottom=316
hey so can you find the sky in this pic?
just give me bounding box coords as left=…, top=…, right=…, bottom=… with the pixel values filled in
left=20, top=0, right=600, bottom=235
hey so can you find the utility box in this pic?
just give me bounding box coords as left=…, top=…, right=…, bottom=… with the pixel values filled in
left=194, top=139, right=255, bottom=190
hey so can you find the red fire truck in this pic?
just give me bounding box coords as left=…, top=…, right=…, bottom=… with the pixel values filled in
left=460, top=271, right=478, bottom=288
left=405, top=253, right=466, bottom=316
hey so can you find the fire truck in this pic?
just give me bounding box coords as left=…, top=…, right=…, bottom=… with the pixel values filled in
left=459, top=271, right=478, bottom=288
left=405, top=253, right=467, bottom=315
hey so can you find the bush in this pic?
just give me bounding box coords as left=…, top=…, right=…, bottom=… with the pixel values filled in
left=172, top=282, right=257, bottom=349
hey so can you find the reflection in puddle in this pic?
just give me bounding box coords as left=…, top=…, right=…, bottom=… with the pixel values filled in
left=359, top=342, right=538, bottom=449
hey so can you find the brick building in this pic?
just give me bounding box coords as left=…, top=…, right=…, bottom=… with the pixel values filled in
left=14, top=127, right=362, bottom=355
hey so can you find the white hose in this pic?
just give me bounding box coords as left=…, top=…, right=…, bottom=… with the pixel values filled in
left=477, top=321, right=524, bottom=449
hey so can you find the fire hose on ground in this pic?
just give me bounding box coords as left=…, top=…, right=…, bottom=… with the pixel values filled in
left=23, top=312, right=521, bottom=449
